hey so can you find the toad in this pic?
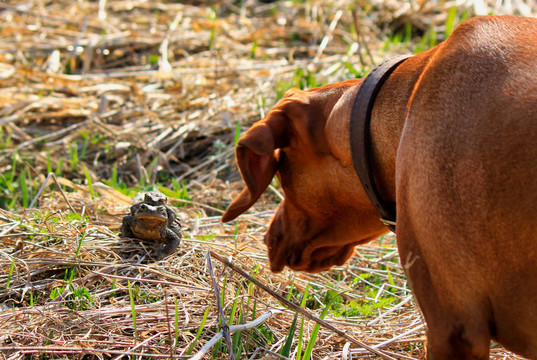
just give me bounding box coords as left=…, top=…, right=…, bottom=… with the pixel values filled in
left=120, top=192, right=182, bottom=258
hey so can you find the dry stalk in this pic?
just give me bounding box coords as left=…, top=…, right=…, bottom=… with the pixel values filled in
left=206, top=251, right=235, bottom=360
left=191, top=311, right=275, bottom=360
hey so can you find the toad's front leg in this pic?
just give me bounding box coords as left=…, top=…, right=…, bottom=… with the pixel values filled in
left=156, top=229, right=181, bottom=258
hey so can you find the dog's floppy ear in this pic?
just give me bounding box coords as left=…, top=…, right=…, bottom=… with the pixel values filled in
left=222, top=111, right=288, bottom=222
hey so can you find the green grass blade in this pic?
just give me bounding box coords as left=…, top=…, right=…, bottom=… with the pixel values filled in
left=127, top=280, right=137, bottom=344
left=445, top=6, right=458, bottom=37
left=186, top=306, right=210, bottom=355
left=111, top=162, right=118, bottom=188
left=220, top=276, right=227, bottom=321
left=232, top=296, right=244, bottom=357
left=229, top=285, right=241, bottom=325
left=234, top=120, right=241, bottom=146
left=404, top=22, right=412, bottom=43
left=69, top=143, right=78, bottom=171
left=251, top=298, right=257, bottom=321
left=46, top=150, right=52, bottom=174
left=300, top=284, right=310, bottom=308
left=18, top=171, right=28, bottom=208
left=279, top=313, right=298, bottom=356
left=428, top=26, right=437, bottom=49
left=302, top=304, right=331, bottom=360
left=387, top=268, right=395, bottom=286
left=80, top=136, right=89, bottom=160
left=6, top=258, right=15, bottom=288
left=11, top=152, right=18, bottom=181
left=296, top=284, right=310, bottom=360
left=250, top=39, right=258, bottom=59
left=297, top=317, right=305, bottom=360
left=75, top=234, right=84, bottom=257
left=55, top=158, right=63, bottom=177
left=83, top=165, right=95, bottom=198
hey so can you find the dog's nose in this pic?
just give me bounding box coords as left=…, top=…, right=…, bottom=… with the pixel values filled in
left=265, top=232, right=286, bottom=273
left=270, top=261, right=286, bottom=273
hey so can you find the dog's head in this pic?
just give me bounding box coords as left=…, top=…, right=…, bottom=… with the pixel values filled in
left=222, top=80, right=388, bottom=273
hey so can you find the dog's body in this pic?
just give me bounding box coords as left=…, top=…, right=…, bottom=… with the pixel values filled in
left=222, top=16, right=537, bottom=359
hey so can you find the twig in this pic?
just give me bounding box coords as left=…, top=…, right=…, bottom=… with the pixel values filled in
left=313, top=9, right=343, bottom=63
left=28, top=172, right=76, bottom=213
left=98, top=0, right=107, bottom=20
left=351, top=7, right=374, bottom=69
left=159, top=12, right=183, bottom=73
left=190, top=311, right=274, bottom=360
left=206, top=252, right=235, bottom=360
left=209, top=251, right=398, bottom=360
left=16, top=120, right=88, bottom=151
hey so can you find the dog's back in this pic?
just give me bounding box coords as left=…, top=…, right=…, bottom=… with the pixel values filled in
left=397, top=16, right=537, bottom=358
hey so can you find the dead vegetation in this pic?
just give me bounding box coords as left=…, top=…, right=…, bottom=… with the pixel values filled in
left=0, top=0, right=534, bottom=359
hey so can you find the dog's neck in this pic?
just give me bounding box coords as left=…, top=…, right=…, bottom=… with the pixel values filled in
left=369, top=50, right=436, bottom=204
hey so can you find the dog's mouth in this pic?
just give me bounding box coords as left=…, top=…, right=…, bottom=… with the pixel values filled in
left=268, top=242, right=357, bottom=273
left=264, top=204, right=382, bottom=274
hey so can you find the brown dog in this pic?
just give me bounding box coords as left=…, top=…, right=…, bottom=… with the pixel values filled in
left=222, top=16, right=537, bottom=359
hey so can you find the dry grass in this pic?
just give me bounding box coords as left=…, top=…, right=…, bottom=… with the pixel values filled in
left=0, top=0, right=534, bottom=359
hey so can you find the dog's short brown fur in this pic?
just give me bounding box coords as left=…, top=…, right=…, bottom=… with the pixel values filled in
left=222, top=16, right=537, bottom=359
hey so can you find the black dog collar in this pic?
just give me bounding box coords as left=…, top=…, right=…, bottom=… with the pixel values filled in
left=350, top=55, right=412, bottom=232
